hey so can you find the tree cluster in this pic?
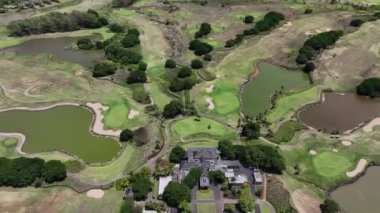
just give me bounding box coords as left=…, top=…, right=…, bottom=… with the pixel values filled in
left=121, top=28, right=140, bottom=48
left=163, top=181, right=191, bottom=207
left=169, top=145, right=186, bottom=163
left=163, top=100, right=184, bottom=119
left=208, top=170, right=226, bottom=184
left=194, top=23, right=212, bottom=38
left=356, top=77, right=380, bottom=98
left=189, top=39, right=214, bottom=56
left=0, top=157, right=66, bottom=187
left=218, top=140, right=285, bottom=174
left=182, top=168, right=202, bottom=189
left=225, top=11, right=285, bottom=48
left=241, top=119, right=261, bottom=140
left=7, top=10, right=108, bottom=37
left=154, top=158, right=175, bottom=177
left=165, top=59, right=176, bottom=69
left=243, top=15, right=254, bottom=24
left=120, top=128, right=134, bottom=142
left=92, top=61, right=117, bottom=77
left=131, top=178, right=153, bottom=201
left=105, top=44, right=142, bottom=65
left=320, top=199, right=340, bottom=213
left=77, top=38, right=94, bottom=50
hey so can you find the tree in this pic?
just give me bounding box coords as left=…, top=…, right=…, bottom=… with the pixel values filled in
left=189, top=40, right=213, bottom=56
left=238, top=186, right=256, bottom=213
left=218, top=140, right=235, bottom=160
left=169, top=145, right=186, bottom=163
left=350, top=19, right=364, bottom=27
left=163, top=181, right=191, bottom=207
left=120, top=129, right=134, bottom=142
left=356, top=77, right=380, bottom=98
left=241, top=120, right=260, bottom=140
left=121, top=33, right=140, bottom=48
left=178, top=200, right=192, bottom=213
left=203, top=54, right=212, bottom=61
left=77, top=38, right=94, bottom=50
left=165, top=59, right=176, bottom=68
left=224, top=203, right=236, bottom=213
left=182, top=168, right=202, bottom=188
left=191, top=59, right=203, bottom=69
left=43, top=160, right=66, bottom=183
left=131, top=178, right=152, bottom=201
left=244, top=15, right=254, bottom=24
left=194, top=23, right=212, bottom=38
left=119, top=198, right=141, bottom=213
left=320, top=199, right=340, bottom=213
left=163, top=100, right=183, bottom=119
left=303, top=62, right=315, bottom=73
left=120, top=51, right=142, bottom=65
left=138, top=62, right=147, bottom=71
left=127, top=70, right=147, bottom=84
left=154, top=158, right=174, bottom=177
left=208, top=170, right=226, bottom=184
left=109, top=23, right=125, bottom=33
left=93, top=62, right=117, bottom=77
left=304, top=8, right=313, bottom=14
left=177, top=67, right=193, bottom=78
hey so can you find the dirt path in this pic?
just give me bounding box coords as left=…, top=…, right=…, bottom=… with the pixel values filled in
left=292, top=189, right=322, bottom=213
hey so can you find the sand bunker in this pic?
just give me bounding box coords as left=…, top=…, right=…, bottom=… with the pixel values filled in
left=205, top=84, right=214, bottom=93
left=205, top=97, right=215, bottom=110
left=332, top=149, right=338, bottom=153
left=346, top=159, right=368, bottom=177
left=0, top=133, right=25, bottom=154
left=128, top=109, right=139, bottom=119
left=292, top=189, right=321, bottom=213
left=86, top=189, right=104, bottom=198
left=284, top=22, right=293, bottom=27
left=86, top=103, right=121, bottom=137
left=309, top=150, right=317, bottom=155
left=363, top=117, right=380, bottom=133
left=341, top=140, right=352, bottom=146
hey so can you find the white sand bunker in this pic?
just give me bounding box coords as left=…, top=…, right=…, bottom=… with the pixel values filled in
left=363, top=117, right=380, bottom=133
left=341, top=140, right=352, bottom=146
left=332, top=149, right=338, bottom=153
left=205, top=84, right=214, bottom=93
left=309, top=150, right=317, bottom=155
left=86, top=103, right=121, bottom=137
left=86, top=189, right=104, bottom=198
left=346, top=159, right=368, bottom=177
left=205, top=97, right=215, bottom=110
left=128, top=109, right=139, bottom=119
left=284, top=22, right=293, bottom=27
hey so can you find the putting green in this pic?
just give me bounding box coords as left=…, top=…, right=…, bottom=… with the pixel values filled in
left=313, top=152, right=352, bottom=178
left=212, top=81, right=240, bottom=115
left=103, top=98, right=130, bottom=130
left=2, top=138, right=18, bottom=148
left=173, top=117, right=236, bottom=139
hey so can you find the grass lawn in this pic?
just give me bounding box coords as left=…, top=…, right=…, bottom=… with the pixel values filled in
left=2, top=138, right=18, bottom=147
left=313, top=152, right=353, bottom=178
left=266, top=87, right=320, bottom=123
left=172, top=117, right=236, bottom=139
left=146, top=82, right=172, bottom=110
left=270, top=121, right=307, bottom=144
left=197, top=189, right=214, bottom=200
left=182, top=140, right=219, bottom=148
left=212, top=80, right=240, bottom=115
left=197, top=204, right=216, bottom=213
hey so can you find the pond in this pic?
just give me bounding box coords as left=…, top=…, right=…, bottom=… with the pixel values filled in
left=5, top=37, right=104, bottom=67
left=0, top=105, right=120, bottom=163
left=241, top=62, right=310, bottom=117
left=331, top=166, right=380, bottom=213
left=298, top=93, right=380, bottom=133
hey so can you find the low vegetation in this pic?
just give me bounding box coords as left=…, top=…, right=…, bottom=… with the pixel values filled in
left=356, top=77, right=380, bottom=98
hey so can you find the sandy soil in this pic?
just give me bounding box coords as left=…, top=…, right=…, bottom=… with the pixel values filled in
left=363, top=117, right=380, bottom=133
left=128, top=109, right=139, bottom=119
left=0, top=133, right=26, bottom=154
left=332, top=149, right=338, bottom=153
left=341, top=140, right=352, bottom=146
left=205, top=97, right=215, bottom=110
left=0, top=102, right=79, bottom=112
left=346, top=159, right=368, bottom=177
left=205, top=84, right=214, bottom=93
left=86, top=189, right=104, bottom=199
left=85, top=103, right=121, bottom=137
left=309, top=150, right=317, bottom=155
left=292, top=189, right=322, bottom=213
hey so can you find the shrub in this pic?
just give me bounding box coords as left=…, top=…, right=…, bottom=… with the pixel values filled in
left=93, top=62, right=117, bottom=77
left=121, top=33, right=140, bottom=48
left=120, top=129, right=134, bottom=142
left=163, top=101, right=183, bottom=119
left=304, top=8, right=313, bottom=14
left=191, top=59, right=203, bottom=69
left=131, top=178, right=152, bottom=201
left=121, top=51, right=143, bottom=64
left=169, top=145, right=186, bottom=163
left=320, top=199, right=340, bottom=213
left=189, top=40, right=213, bottom=56
left=64, top=160, right=85, bottom=173
left=177, top=67, right=193, bottom=78
left=127, top=70, right=147, bottom=84
left=165, top=59, right=176, bottom=68
left=303, top=62, right=316, bottom=73
left=77, top=38, right=94, bottom=50
left=203, top=54, right=212, bottom=61
left=194, top=23, right=212, bottom=38
left=350, top=19, right=364, bottom=27
left=43, top=160, right=67, bottom=183
left=182, top=168, right=202, bottom=188
left=243, top=15, right=254, bottom=24
left=356, top=77, right=380, bottom=98
left=109, top=23, right=125, bottom=33
left=138, top=62, right=148, bottom=71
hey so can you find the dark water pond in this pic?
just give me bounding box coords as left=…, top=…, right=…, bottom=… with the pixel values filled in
left=5, top=37, right=103, bottom=67
left=331, top=166, right=380, bottom=213
left=298, top=93, right=380, bottom=133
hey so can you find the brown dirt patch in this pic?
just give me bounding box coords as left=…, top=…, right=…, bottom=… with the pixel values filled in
left=292, top=189, right=322, bottom=213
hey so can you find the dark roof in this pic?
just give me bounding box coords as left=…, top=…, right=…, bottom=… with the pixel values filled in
left=199, top=174, right=210, bottom=187
left=187, top=147, right=219, bottom=159
left=180, top=161, right=202, bottom=170
left=219, top=160, right=242, bottom=168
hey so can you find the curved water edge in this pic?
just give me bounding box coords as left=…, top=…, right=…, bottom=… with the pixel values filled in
left=0, top=102, right=125, bottom=165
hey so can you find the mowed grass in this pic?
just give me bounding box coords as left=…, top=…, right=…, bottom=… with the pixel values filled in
left=212, top=80, right=240, bottom=115
left=197, top=189, right=214, bottom=200
left=181, top=140, right=219, bottom=148
left=147, top=82, right=172, bottom=110
left=270, top=121, right=307, bottom=144
left=313, top=152, right=353, bottom=178
left=197, top=204, right=216, bottom=213
left=103, top=98, right=132, bottom=130
left=172, top=117, right=236, bottom=139
left=266, top=87, right=320, bottom=123
left=241, top=62, right=310, bottom=117
left=2, top=138, right=18, bottom=147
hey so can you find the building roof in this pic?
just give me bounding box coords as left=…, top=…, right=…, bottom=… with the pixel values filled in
left=253, top=169, right=263, bottom=183
left=199, top=174, right=210, bottom=187
left=232, top=174, right=248, bottom=184
left=187, top=147, right=219, bottom=159
left=158, top=176, right=172, bottom=195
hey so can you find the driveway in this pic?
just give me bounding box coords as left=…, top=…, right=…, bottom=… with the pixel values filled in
left=191, top=185, right=224, bottom=213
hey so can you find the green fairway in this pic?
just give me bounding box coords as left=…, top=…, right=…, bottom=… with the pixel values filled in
left=172, top=117, right=236, bottom=139
left=212, top=80, right=240, bottom=115
left=0, top=106, right=120, bottom=163
left=270, top=121, right=307, bottom=144
left=313, top=152, right=353, bottom=178
left=197, top=204, right=216, bottom=213
left=267, top=87, right=319, bottom=123
left=241, top=62, right=310, bottom=117
left=147, top=82, right=172, bottom=110
left=197, top=189, right=214, bottom=200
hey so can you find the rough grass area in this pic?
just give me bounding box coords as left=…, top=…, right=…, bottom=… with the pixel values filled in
left=266, top=87, right=320, bottom=123
left=267, top=177, right=297, bottom=213
left=211, top=80, right=240, bottom=115
left=313, top=152, right=352, bottom=178
left=197, top=204, right=216, bottom=213
left=146, top=82, right=172, bottom=110
left=181, top=140, right=219, bottom=148
left=172, top=117, right=237, bottom=140
left=0, top=187, right=123, bottom=212
left=197, top=189, right=214, bottom=200
left=270, top=121, right=307, bottom=144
